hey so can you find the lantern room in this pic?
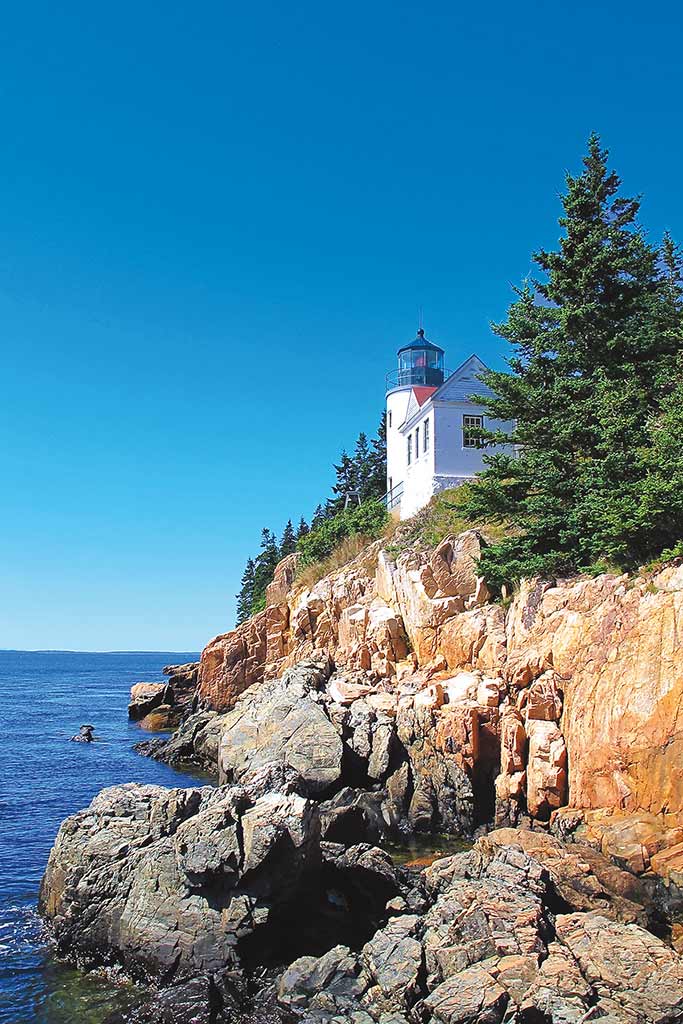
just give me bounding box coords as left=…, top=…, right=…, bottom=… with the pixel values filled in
left=386, top=329, right=445, bottom=390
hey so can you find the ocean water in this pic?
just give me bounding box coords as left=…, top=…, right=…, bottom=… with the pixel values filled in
left=0, top=650, right=203, bottom=1024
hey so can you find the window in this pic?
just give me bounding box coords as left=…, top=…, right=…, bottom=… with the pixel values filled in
left=389, top=476, right=393, bottom=494
left=407, top=434, right=412, bottom=465
left=463, top=414, right=484, bottom=448
left=423, top=418, right=429, bottom=452
left=388, top=410, right=392, bottom=428
left=415, top=426, right=420, bottom=455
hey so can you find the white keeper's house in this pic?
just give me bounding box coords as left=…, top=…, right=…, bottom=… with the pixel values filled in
left=385, top=328, right=513, bottom=520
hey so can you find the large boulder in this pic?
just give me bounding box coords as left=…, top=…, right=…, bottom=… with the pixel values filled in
left=218, top=661, right=343, bottom=795
left=128, top=682, right=167, bottom=721
left=39, top=780, right=320, bottom=981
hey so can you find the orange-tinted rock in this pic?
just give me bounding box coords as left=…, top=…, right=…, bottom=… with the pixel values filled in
left=139, top=706, right=179, bottom=731
left=265, top=553, right=300, bottom=607
left=523, top=671, right=563, bottom=722
left=328, top=677, right=374, bottom=706
left=526, top=720, right=567, bottom=820
left=128, top=682, right=167, bottom=721
left=429, top=531, right=485, bottom=598
left=499, top=709, right=526, bottom=776
left=651, top=842, right=683, bottom=887
left=197, top=611, right=267, bottom=711
left=508, top=565, right=683, bottom=818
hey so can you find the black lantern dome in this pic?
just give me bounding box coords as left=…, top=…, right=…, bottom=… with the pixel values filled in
left=389, top=328, right=445, bottom=389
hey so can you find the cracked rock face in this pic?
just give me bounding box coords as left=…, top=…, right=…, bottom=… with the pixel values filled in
left=278, top=829, right=683, bottom=1024
left=218, top=661, right=344, bottom=795
left=39, top=780, right=320, bottom=981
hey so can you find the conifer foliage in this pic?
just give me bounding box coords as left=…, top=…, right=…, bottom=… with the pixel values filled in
left=463, top=135, right=683, bottom=587
left=234, top=414, right=388, bottom=624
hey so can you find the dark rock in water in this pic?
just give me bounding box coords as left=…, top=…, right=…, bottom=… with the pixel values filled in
left=70, top=724, right=95, bottom=743
left=128, top=663, right=199, bottom=727
left=104, top=971, right=282, bottom=1024
left=128, top=683, right=168, bottom=722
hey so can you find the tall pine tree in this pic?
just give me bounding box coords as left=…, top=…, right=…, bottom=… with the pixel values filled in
left=235, top=557, right=255, bottom=625
left=463, top=134, right=682, bottom=585
left=251, top=528, right=279, bottom=613
left=329, top=450, right=356, bottom=513
left=296, top=516, right=309, bottom=540
left=352, top=432, right=372, bottom=499
left=366, top=412, right=387, bottom=500
left=279, top=519, right=297, bottom=556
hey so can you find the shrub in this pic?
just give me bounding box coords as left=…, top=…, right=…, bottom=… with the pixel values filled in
left=297, top=499, right=389, bottom=567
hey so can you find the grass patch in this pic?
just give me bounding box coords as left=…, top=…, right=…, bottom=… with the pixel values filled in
left=295, top=534, right=378, bottom=589
left=389, top=485, right=509, bottom=554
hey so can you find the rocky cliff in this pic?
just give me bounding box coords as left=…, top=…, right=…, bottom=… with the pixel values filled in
left=188, top=534, right=683, bottom=841
left=42, top=531, right=683, bottom=1023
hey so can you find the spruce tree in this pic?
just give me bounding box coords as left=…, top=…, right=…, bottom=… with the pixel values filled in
left=463, top=134, right=682, bottom=586
left=633, top=237, right=683, bottom=556
left=352, top=432, right=372, bottom=499
left=235, top=557, right=255, bottom=625
left=251, top=528, right=279, bottom=613
left=311, top=503, right=327, bottom=529
left=367, top=412, right=387, bottom=500
left=329, top=450, right=356, bottom=513
left=279, top=519, right=297, bottom=556
left=296, top=516, right=309, bottom=540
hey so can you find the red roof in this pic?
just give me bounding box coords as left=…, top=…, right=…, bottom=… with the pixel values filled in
left=412, top=386, right=437, bottom=407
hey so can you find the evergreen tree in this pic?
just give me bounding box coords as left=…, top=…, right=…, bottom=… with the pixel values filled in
left=352, top=432, right=372, bottom=499
left=329, top=450, right=356, bottom=513
left=463, top=134, right=683, bottom=586
left=366, top=412, right=387, bottom=500
left=633, top=238, right=683, bottom=556
left=251, top=527, right=279, bottom=613
left=279, top=518, right=297, bottom=556
left=311, top=503, right=327, bottom=529
left=235, top=557, right=255, bottom=625
left=296, top=516, right=309, bottom=540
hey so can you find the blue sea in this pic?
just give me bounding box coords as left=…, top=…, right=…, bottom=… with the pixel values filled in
left=0, top=650, right=203, bottom=1024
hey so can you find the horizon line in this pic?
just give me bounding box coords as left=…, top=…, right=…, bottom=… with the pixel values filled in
left=0, top=648, right=201, bottom=655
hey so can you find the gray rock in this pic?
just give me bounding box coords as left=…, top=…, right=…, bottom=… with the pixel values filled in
left=218, top=664, right=343, bottom=794
left=278, top=944, right=370, bottom=1012
left=277, top=828, right=683, bottom=1024
left=368, top=719, right=396, bottom=782
left=424, top=966, right=508, bottom=1023
left=361, top=913, right=423, bottom=1013
left=319, top=787, right=388, bottom=845
left=135, top=709, right=224, bottom=771
left=39, top=781, right=320, bottom=981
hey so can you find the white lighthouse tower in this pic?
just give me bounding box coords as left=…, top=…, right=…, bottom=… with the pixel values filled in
left=385, top=328, right=445, bottom=515
left=384, top=328, right=513, bottom=520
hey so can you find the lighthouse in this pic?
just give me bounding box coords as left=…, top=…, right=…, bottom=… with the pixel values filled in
left=384, top=328, right=513, bottom=520
left=385, top=329, right=445, bottom=513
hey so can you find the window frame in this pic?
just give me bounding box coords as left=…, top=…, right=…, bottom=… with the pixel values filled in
left=462, top=414, right=484, bottom=449
left=407, top=434, right=412, bottom=465
left=423, top=417, right=429, bottom=452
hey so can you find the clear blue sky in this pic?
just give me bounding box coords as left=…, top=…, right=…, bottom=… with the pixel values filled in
left=1, top=1, right=681, bottom=651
